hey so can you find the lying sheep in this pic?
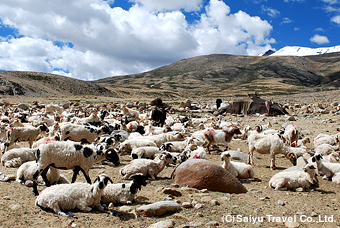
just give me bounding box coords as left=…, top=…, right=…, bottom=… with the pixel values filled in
left=314, top=133, right=339, bottom=147
left=120, top=152, right=176, bottom=180
left=119, top=139, right=157, bottom=155
left=185, top=146, right=208, bottom=160
left=32, top=141, right=120, bottom=195
left=221, top=151, right=254, bottom=179
left=36, top=174, right=113, bottom=218
left=248, top=133, right=297, bottom=170
left=45, top=104, right=63, bottom=114
left=59, top=123, right=110, bottom=144
left=16, top=161, right=69, bottom=186
left=122, top=104, right=139, bottom=119
left=145, top=132, right=185, bottom=147
left=1, top=147, right=36, bottom=168
left=224, top=150, right=249, bottom=161
left=101, top=174, right=147, bottom=205
left=311, top=154, right=340, bottom=180
left=4, top=124, right=49, bottom=152
left=314, top=144, right=339, bottom=156
left=269, top=164, right=317, bottom=191
left=203, top=126, right=241, bottom=154
left=131, top=146, right=160, bottom=159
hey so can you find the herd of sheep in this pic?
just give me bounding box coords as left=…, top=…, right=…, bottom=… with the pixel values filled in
left=0, top=99, right=340, bottom=219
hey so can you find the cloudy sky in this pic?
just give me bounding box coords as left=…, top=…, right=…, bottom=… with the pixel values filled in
left=0, top=0, right=339, bottom=80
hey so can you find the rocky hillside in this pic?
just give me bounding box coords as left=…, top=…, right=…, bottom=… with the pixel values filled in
left=0, top=71, right=118, bottom=98
left=1, top=52, right=339, bottom=99
left=96, top=53, right=340, bottom=98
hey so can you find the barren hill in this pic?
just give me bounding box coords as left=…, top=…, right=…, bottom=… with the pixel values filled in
left=0, top=71, right=118, bottom=98
left=96, top=53, right=340, bottom=98
left=1, top=53, right=339, bottom=99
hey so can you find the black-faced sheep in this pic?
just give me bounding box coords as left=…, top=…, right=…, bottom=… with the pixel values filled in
left=35, top=173, right=113, bottom=218
left=4, top=124, right=49, bottom=152
left=32, top=141, right=120, bottom=195
left=59, top=123, right=110, bottom=144
left=101, top=174, right=147, bottom=205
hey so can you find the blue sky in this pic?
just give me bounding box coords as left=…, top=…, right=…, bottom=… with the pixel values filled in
left=0, top=0, right=339, bottom=80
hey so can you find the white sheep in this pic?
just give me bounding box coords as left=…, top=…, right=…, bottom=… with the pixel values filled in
left=122, top=104, right=139, bottom=119
left=221, top=151, right=254, bottom=179
left=4, top=124, right=49, bottom=152
left=332, top=172, right=340, bottom=184
left=101, top=174, right=147, bottom=205
left=224, top=150, right=249, bottom=161
left=16, top=161, right=69, bottom=186
left=131, top=146, right=160, bottom=159
left=203, top=126, right=242, bottom=154
left=119, top=139, right=157, bottom=155
left=311, top=154, right=340, bottom=179
left=145, top=132, right=185, bottom=147
left=1, top=147, right=36, bottom=168
left=32, top=141, right=120, bottom=195
left=35, top=173, right=113, bottom=218
left=314, top=133, right=339, bottom=147
left=247, top=133, right=297, bottom=170
left=45, top=104, right=63, bottom=114
left=59, top=123, right=110, bottom=144
left=120, top=152, right=176, bottom=180
left=269, top=164, right=317, bottom=191
left=75, top=112, right=100, bottom=124
left=314, top=144, right=339, bottom=156
left=282, top=124, right=299, bottom=145
left=292, top=137, right=310, bottom=148
left=185, top=146, right=208, bottom=160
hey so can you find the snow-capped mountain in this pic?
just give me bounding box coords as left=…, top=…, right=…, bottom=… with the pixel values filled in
left=268, top=45, right=340, bottom=56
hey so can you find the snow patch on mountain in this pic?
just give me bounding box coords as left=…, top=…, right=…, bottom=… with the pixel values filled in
left=269, top=45, right=340, bottom=56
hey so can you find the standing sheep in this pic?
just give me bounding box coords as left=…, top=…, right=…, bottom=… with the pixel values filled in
left=4, top=124, right=49, bottom=152
left=32, top=141, right=120, bottom=195
left=203, top=126, right=241, bottom=154
left=35, top=174, right=113, bottom=218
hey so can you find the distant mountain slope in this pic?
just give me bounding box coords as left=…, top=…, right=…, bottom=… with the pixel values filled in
left=0, top=71, right=118, bottom=97
left=96, top=53, right=340, bottom=98
left=270, top=45, right=340, bottom=56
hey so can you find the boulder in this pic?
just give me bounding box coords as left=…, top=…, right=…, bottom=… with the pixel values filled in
left=136, top=201, right=181, bottom=217
left=171, top=159, right=247, bottom=194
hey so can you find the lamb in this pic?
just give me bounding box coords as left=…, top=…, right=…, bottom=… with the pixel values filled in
left=269, top=164, right=317, bottom=191
left=35, top=173, right=113, bottom=218
left=4, top=124, right=49, bottom=152
left=120, top=152, right=176, bottom=180
left=203, top=126, right=242, bottom=154
left=1, top=147, right=36, bottom=168
left=311, top=154, right=340, bottom=180
left=221, top=151, right=254, bottom=179
left=32, top=141, right=120, bottom=195
left=59, top=123, right=110, bottom=144
left=131, top=146, right=160, bottom=159
left=247, top=133, right=297, bottom=170
left=282, top=124, right=299, bottom=145
left=16, top=161, right=69, bottom=186
left=119, top=139, right=157, bottom=155
left=76, top=112, right=100, bottom=124
left=101, top=174, right=147, bottom=205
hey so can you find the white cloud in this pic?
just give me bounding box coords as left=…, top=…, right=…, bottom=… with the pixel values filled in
left=281, top=17, right=293, bottom=24
left=321, top=0, right=339, bottom=4
left=0, top=0, right=275, bottom=80
left=310, top=34, right=330, bottom=44
left=130, top=0, right=203, bottom=12
left=331, top=15, right=340, bottom=24
left=315, top=27, right=325, bottom=32
left=261, top=5, right=280, bottom=18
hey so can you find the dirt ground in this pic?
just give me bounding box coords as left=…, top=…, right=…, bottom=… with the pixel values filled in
left=1, top=93, right=340, bottom=228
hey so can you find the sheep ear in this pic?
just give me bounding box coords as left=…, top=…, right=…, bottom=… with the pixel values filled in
left=312, top=157, right=316, bottom=162
left=94, top=176, right=99, bottom=183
